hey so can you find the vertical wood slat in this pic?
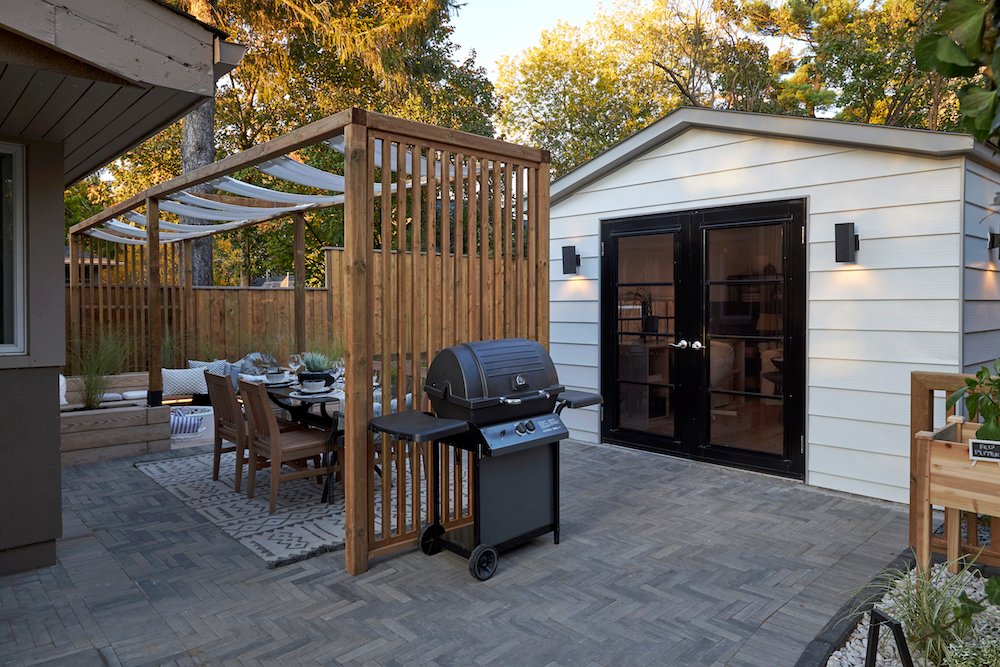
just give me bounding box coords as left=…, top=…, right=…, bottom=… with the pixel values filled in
left=379, top=136, right=393, bottom=542
left=68, top=235, right=81, bottom=371
left=455, top=153, right=466, bottom=344
left=467, top=157, right=479, bottom=343
left=343, top=121, right=372, bottom=575
left=536, top=162, right=550, bottom=347
left=527, top=167, right=537, bottom=340
left=502, top=162, right=513, bottom=338
left=480, top=159, right=490, bottom=340
left=441, top=150, right=452, bottom=353
left=492, top=160, right=502, bottom=338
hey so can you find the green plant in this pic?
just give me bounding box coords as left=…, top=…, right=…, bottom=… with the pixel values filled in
left=946, top=626, right=1000, bottom=667
left=946, top=359, right=1000, bottom=439
left=160, top=328, right=180, bottom=368
left=871, top=559, right=1000, bottom=665
left=305, top=335, right=345, bottom=365
left=302, top=351, right=331, bottom=372
left=75, top=330, right=132, bottom=410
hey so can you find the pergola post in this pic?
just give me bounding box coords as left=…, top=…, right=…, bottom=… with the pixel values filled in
left=343, top=115, right=372, bottom=575
left=293, top=212, right=307, bottom=355
left=146, top=198, right=163, bottom=407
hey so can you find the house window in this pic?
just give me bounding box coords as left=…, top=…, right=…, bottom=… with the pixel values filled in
left=0, top=143, right=24, bottom=354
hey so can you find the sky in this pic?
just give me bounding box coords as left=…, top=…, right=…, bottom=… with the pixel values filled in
left=449, top=0, right=606, bottom=81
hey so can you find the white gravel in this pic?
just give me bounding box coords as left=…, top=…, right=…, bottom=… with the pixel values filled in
left=826, top=564, right=1000, bottom=667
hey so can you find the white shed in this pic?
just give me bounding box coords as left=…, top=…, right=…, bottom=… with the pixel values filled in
left=549, top=107, right=1000, bottom=503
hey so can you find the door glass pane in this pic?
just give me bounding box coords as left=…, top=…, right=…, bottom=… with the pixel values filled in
left=618, top=285, right=674, bottom=336
left=618, top=234, right=673, bottom=283
left=708, top=338, right=783, bottom=394
left=707, top=284, right=783, bottom=337
left=617, top=334, right=674, bottom=386
left=708, top=394, right=783, bottom=455
left=619, top=383, right=674, bottom=437
left=706, top=225, right=782, bottom=281
left=704, top=222, right=785, bottom=458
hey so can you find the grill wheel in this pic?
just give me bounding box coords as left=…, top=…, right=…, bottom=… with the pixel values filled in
left=418, top=524, right=443, bottom=555
left=468, top=545, right=499, bottom=581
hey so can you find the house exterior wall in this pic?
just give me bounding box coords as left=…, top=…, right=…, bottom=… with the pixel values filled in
left=0, top=136, right=64, bottom=574
left=550, top=127, right=965, bottom=504
left=962, top=159, right=1000, bottom=371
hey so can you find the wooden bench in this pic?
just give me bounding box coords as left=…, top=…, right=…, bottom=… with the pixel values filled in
left=59, top=372, right=204, bottom=465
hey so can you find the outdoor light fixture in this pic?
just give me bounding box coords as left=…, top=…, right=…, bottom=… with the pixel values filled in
left=562, top=245, right=581, bottom=274
left=989, top=232, right=1000, bottom=256
left=835, top=222, right=859, bottom=263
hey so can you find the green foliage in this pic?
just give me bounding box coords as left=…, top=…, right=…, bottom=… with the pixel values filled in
left=75, top=330, right=133, bottom=410
left=872, top=558, right=992, bottom=665
left=498, top=0, right=958, bottom=176
left=914, top=0, right=1000, bottom=139
left=301, top=351, right=331, bottom=372
left=946, top=629, right=1000, bottom=667
left=946, top=358, right=1000, bottom=439
left=306, top=335, right=345, bottom=365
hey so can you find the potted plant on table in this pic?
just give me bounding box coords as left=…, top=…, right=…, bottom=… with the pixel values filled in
left=299, top=351, right=333, bottom=386
left=947, top=358, right=1000, bottom=440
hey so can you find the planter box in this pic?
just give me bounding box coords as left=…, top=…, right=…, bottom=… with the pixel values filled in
left=60, top=404, right=171, bottom=465
left=913, top=416, right=1000, bottom=570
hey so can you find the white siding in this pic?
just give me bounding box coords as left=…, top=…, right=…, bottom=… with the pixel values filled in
left=963, top=161, right=1000, bottom=370
left=550, top=128, right=965, bottom=501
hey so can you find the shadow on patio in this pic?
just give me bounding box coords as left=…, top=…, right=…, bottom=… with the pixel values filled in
left=1, top=440, right=907, bottom=666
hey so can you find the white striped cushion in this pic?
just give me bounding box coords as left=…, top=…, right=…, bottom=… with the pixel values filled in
left=162, top=367, right=207, bottom=396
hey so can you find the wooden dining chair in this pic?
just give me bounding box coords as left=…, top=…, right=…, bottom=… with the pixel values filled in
left=239, top=379, right=340, bottom=514
left=206, top=371, right=248, bottom=492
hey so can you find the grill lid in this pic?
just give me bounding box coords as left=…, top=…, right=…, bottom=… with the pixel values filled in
left=424, top=339, right=563, bottom=413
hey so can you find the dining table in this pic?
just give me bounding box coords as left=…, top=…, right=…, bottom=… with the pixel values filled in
left=264, top=381, right=344, bottom=503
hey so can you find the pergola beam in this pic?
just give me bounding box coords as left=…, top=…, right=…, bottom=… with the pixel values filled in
left=71, top=107, right=360, bottom=235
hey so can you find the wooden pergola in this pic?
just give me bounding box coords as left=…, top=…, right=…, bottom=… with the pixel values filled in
left=70, top=108, right=551, bottom=573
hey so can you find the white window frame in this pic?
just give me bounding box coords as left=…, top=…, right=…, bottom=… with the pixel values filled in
left=0, top=142, right=25, bottom=355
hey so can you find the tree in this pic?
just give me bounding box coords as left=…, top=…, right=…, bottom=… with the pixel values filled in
left=495, top=16, right=678, bottom=176
left=915, top=0, right=1000, bottom=141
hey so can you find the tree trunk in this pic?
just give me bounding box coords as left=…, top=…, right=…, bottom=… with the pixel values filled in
left=181, top=99, right=216, bottom=286
left=181, top=0, right=217, bottom=286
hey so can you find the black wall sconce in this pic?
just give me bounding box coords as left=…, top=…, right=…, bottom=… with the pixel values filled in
left=562, top=245, right=581, bottom=274
left=989, top=232, right=1000, bottom=256
left=835, top=222, right=860, bottom=262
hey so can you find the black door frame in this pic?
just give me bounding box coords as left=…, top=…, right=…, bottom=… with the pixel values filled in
left=599, top=199, right=806, bottom=479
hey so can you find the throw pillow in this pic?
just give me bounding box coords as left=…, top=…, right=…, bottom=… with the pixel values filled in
left=59, top=374, right=68, bottom=406
left=187, top=359, right=228, bottom=375
left=163, top=367, right=208, bottom=397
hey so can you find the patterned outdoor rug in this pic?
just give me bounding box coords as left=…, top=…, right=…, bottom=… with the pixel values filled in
left=136, top=452, right=346, bottom=567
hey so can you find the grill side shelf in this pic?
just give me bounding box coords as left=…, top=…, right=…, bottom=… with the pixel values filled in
left=368, top=411, right=470, bottom=442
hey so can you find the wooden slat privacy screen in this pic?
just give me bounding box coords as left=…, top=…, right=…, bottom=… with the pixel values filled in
left=65, top=109, right=550, bottom=575
left=348, top=126, right=550, bottom=568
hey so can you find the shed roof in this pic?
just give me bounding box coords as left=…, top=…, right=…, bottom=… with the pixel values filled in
left=551, top=107, right=1000, bottom=205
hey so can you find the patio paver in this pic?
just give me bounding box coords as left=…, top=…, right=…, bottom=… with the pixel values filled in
left=1, top=441, right=907, bottom=666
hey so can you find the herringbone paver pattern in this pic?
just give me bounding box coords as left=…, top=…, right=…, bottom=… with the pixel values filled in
left=0, top=441, right=907, bottom=666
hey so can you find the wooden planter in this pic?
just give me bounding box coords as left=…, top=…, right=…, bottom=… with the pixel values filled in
left=913, top=416, right=1000, bottom=571
left=60, top=404, right=171, bottom=465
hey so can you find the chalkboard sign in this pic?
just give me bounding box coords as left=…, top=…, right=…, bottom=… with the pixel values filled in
left=969, top=439, right=1000, bottom=463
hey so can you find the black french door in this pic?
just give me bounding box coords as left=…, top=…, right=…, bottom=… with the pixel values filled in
left=600, top=200, right=806, bottom=478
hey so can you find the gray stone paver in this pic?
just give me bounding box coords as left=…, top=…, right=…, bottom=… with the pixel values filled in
left=1, top=440, right=907, bottom=666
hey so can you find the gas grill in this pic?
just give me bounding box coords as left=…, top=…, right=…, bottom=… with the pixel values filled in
left=369, top=338, right=601, bottom=580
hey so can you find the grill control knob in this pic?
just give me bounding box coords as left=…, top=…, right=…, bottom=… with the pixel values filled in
left=515, top=422, right=527, bottom=435
left=525, top=420, right=536, bottom=433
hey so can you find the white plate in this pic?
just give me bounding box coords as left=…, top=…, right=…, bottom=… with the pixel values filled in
left=297, top=385, right=331, bottom=394
left=265, top=379, right=293, bottom=387
left=289, top=390, right=336, bottom=400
